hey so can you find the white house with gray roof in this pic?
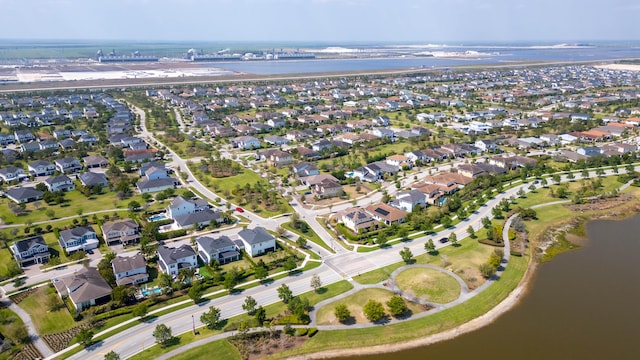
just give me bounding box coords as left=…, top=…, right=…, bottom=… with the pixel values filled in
left=11, top=235, right=50, bottom=267
left=28, top=160, right=56, bottom=176
left=237, top=227, right=276, bottom=257
left=196, top=235, right=240, bottom=265
left=157, top=244, right=198, bottom=277
left=59, top=226, right=98, bottom=253
left=390, top=190, right=427, bottom=212
left=111, top=253, right=148, bottom=286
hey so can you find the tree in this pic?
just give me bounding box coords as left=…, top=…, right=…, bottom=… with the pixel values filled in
left=127, top=200, right=141, bottom=212
left=296, top=237, right=308, bottom=248
left=481, top=216, right=492, bottom=229
left=77, top=328, right=94, bottom=347
left=310, top=274, right=322, bottom=293
left=492, top=206, right=503, bottom=219
left=448, top=232, right=458, bottom=246
left=178, top=267, right=196, bottom=283
left=567, top=172, right=576, bottom=181
left=386, top=295, right=408, bottom=317
left=242, top=296, right=258, bottom=315
left=399, top=247, right=414, bottom=264
left=188, top=283, right=203, bottom=303
left=104, top=351, right=120, bottom=360
left=467, top=225, right=475, bottom=238
left=552, top=174, right=561, bottom=184
left=253, top=261, right=268, bottom=281
left=277, top=284, right=294, bottom=304
left=159, top=273, right=173, bottom=291
left=334, top=304, right=351, bottom=323
left=479, top=263, right=496, bottom=279
left=275, top=226, right=286, bottom=237
left=132, top=303, right=148, bottom=319
left=153, top=324, right=173, bottom=348
left=363, top=299, right=385, bottom=322
left=254, top=305, right=266, bottom=325
left=424, top=239, right=436, bottom=255
left=223, top=270, right=238, bottom=293
left=283, top=256, right=297, bottom=272
left=200, top=306, right=222, bottom=330
left=540, top=178, right=548, bottom=188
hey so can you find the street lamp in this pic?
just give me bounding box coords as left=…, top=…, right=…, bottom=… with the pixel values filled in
left=192, top=314, right=196, bottom=335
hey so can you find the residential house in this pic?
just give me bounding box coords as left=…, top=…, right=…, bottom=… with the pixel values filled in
left=58, top=226, right=98, bottom=253
left=0, top=167, right=26, bottom=183
left=79, top=172, right=109, bottom=188
left=83, top=155, right=109, bottom=169
left=404, top=150, right=433, bottom=164
left=474, top=139, right=497, bottom=152
left=264, top=135, right=289, bottom=146
left=386, top=155, right=411, bottom=168
left=157, top=244, right=198, bottom=277
left=196, top=235, right=240, bottom=265
left=293, top=162, right=319, bottom=177
left=136, top=165, right=178, bottom=194
left=0, top=132, right=15, bottom=145
left=455, top=164, right=486, bottom=179
left=14, top=130, right=35, bottom=143
left=371, top=127, right=396, bottom=141
left=340, top=207, right=376, bottom=233
left=28, top=160, right=56, bottom=177
left=4, top=187, right=43, bottom=204
left=102, top=219, right=140, bottom=246
left=111, top=253, right=148, bottom=286
left=167, top=196, right=221, bottom=229
left=365, top=203, right=407, bottom=225
left=11, top=235, right=50, bottom=267
left=55, top=158, right=82, bottom=174
left=237, top=227, right=276, bottom=257
left=232, top=136, right=261, bottom=150
left=390, top=190, right=426, bottom=212
left=313, top=178, right=344, bottom=198
left=352, top=162, right=399, bottom=183
left=53, top=267, right=112, bottom=311
left=44, top=175, right=75, bottom=192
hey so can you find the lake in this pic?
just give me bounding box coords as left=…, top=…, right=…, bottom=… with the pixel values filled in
left=337, top=214, right=640, bottom=360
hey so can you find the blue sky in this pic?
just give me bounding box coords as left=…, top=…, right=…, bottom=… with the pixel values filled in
left=3, top=0, right=639, bottom=42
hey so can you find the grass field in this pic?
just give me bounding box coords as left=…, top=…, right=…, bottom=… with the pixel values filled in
left=272, top=254, right=529, bottom=359
left=168, top=339, right=240, bottom=360
left=316, top=288, right=426, bottom=325
left=395, top=268, right=461, bottom=304
left=0, top=307, right=27, bottom=360
left=354, top=236, right=494, bottom=289
left=0, top=246, right=17, bottom=279
left=281, top=221, right=334, bottom=253
left=19, top=286, right=76, bottom=335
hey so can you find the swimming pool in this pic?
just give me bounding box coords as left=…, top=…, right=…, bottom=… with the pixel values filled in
left=148, top=214, right=168, bottom=222
left=141, top=287, right=163, bottom=297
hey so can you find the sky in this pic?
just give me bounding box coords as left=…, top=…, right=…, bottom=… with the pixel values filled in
left=1, top=0, right=639, bottom=43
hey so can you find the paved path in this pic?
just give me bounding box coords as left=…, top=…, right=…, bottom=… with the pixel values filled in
left=0, top=295, right=54, bottom=357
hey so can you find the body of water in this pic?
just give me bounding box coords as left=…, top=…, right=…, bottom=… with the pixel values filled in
left=337, top=214, right=640, bottom=360
left=213, top=44, right=640, bottom=75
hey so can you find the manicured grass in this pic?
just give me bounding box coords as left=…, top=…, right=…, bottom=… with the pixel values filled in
left=19, top=286, right=76, bottom=335
left=316, top=288, right=426, bottom=325
left=168, top=339, right=240, bottom=360
left=281, top=221, right=334, bottom=253
left=0, top=307, right=27, bottom=360
left=395, top=268, right=461, bottom=304
left=0, top=246, right=17, bottom=279
left=273, top=254, right=529, bottom=359
left=354, top=237, right=494, bottom=289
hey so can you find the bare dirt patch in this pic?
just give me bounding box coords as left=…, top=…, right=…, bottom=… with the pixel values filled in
left=566, top=194, right=633, bottom=212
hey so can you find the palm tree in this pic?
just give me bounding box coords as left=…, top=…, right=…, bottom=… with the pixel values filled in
left=178, top=267, right=196, bottom=283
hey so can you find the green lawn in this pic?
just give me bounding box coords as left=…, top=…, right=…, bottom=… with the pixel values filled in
left=281, top=221, right=334, bottom=253
left=19, top=286, right=76, bottom=335
left=0, top=246, right=18, bottom=279
left=0, top=189, right=160, bottom=226
left=0, top=307, right=28, bottom=360
left=271, top=254, right=529, bottom=359
left=168, top=339, right=240, bottom=360
left=354, top=236, right=494, bottom=289
left=316, top=288, right=426, bottom=325
left=395, top=268, right=461, bottom=304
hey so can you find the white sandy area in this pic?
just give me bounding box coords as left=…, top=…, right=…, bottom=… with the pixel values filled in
left=595, top=64, right=640, bottom=72
left=16, top=68, right=235, bottom=82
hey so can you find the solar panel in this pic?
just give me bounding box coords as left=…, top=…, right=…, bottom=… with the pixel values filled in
left=376, top=208, right=389, bottom=216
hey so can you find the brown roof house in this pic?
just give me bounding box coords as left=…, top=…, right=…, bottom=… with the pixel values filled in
left=365, top=203, right=407, bottom=226
left=339, top=207, right=376, bottom=234
left=101, top=219, right=141, bottom=246
left=111, top=253, right=148, bottom=286
left=53, top=267, right=112, bottom=311
left=313, top=178, right=344, bottom=199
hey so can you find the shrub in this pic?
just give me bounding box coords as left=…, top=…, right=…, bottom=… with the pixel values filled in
left=295, top=328, right=308, bottom=336
left=307, top=327, right=318, bottom=337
